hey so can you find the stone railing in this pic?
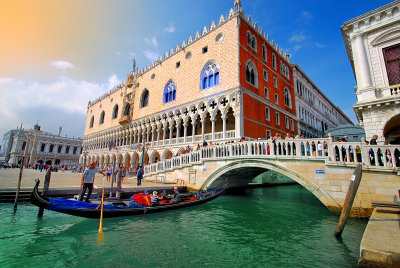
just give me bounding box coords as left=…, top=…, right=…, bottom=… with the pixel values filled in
left=143, top=138, right=400, bottom=175
left=376, top=84, right=400, bottom=98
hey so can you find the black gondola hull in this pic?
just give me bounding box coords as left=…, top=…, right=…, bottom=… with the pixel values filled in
left=30, top=180, right=224, bottom=218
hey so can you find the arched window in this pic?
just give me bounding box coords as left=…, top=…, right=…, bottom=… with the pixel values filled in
left=246, top=31, right=257, bottom=51
left=99, top=111, right=105, bottom=124
left=247, top=31, right=251, bottom=46
left=89, top=116, right=94, bottom=128
left=272, top=53, right=277, bottom=70
left=262, top=44, right=267, bottom=61
left=123, top=104, right=130, bottom=116
left=163, top=80, right=177, bottom=103
left=245, top=60, right=258, bottom=87
left=200, top=62, right=220, bottom=90
left=140, top=89, right=149, bottom=108
left=284, top=88, right=292, bottom=108
left=112, top=104, right=119, bottom=119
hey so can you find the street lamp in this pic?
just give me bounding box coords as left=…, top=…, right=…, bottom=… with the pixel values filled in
left=138, top=138, right=150, bottom=168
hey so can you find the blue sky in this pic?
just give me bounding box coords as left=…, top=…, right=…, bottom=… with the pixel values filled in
left=0, top=0, right=393, bottom=138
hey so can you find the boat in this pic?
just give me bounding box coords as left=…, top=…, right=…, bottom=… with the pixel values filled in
left=30, top=179, right=225, bottom=218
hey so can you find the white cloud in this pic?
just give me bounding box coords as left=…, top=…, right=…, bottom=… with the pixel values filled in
left=289, top=32, right=307, bottom=43
left=143, top=50, right=159, bottom=62
left=163, top=23, right=176, bottom=33
left=0, top=75, right=120, bottom=137
left=315, top=42, right=326, bottom=48
left=50, top=60, right=75, bottom=71
left=294, top=45, right=302, bottom=51
left=144, top=36, right=158, bottom=48
left=301, top=11, right=312, bottom=20
left=129, top=51, right=137, bottom=58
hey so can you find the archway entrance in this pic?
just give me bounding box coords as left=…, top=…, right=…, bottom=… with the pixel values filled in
left=384, top=114, right=400, bottom=144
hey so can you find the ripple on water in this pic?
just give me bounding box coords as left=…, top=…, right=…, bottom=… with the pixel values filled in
left=0, top=185, right=367, bottom=268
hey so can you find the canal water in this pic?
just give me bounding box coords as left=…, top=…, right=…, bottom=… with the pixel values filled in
left=0, top=185, right=367, bottom=268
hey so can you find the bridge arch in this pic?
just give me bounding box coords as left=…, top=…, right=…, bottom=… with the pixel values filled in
left=200, top=159, right=340, bottom=209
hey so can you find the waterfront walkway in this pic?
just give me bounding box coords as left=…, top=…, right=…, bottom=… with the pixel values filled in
left=0, top=168, right=172, bottom=190
left=359, top=207, right=400, bottom=268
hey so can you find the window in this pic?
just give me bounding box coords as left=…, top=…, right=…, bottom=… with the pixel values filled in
left=185, top=52, right=192, bottom=60
left=263, top=69, right=268, bottom=81
left=245, top=60, right=258, bottom=87
left=40, top=143, right=45, bottom=152
left=200, top=61, right=220, bottom=89
left=285, top=117, right=289, bottom=129
left=89, top=116, right=94, bottom=128
left=57, top=145, right=62, bottom=153
left=284, top=88, right=292, bottom=108
left=65, top=146, right=70, bottom=154
left=49, top=144, right=54, bottom=153
left=274, top=93, right=279, bottom=105
left=272, top=53, right=277, bottom=70
left=176, top=61, right=180, bottom=68
left=265, top=107, right=270, bottom=121
left=22, top=142, right=26, bottom=151
left=383, top=44, right=400, bottom=85
left=273, top=77, right=278, bottom=88
left=123, top=104, right=130, bottom=116
left=140, top=89, right=149, bottom=108
left=264, top=87, right=269, bottom=99
left=112, top=104, right=119, bottom=119
left=151, top=73, right=155, bottom=79
left=291, top=119, right=294, bottom=131
left=262, top=45, right=267, bottom=61
left=202, top=46, right=208, bottom=54
left=266, top=130, right=271, bottom=139
left=99, top=111, right=105, bottom=124
left=73, top=147, right=77, bottom=154
left=276, top=112, right=280, bottom=125
left=246, top=31, right=257, bottom=51
left=163, top=80, right=177, bottom=103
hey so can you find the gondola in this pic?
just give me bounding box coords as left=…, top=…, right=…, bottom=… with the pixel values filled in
left=30, top=179, right=225, bottom=218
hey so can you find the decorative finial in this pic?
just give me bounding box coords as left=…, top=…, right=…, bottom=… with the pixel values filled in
left=234, top=0, right=242, bottom=11
left=131, top=58, right=136, bottom=72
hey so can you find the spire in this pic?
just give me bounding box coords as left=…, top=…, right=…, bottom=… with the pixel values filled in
left=234, top=0, right=242, bottom=11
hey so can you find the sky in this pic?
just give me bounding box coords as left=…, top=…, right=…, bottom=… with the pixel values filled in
left=0, top=0, right=393, bottom=138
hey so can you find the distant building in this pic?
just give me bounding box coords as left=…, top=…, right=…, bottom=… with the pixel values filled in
left=323, top=124, right=366, bottom=142
left=0, top=125, right=83, bottom=167
left=292, top=64, right=353, bottom=138
left=342, top=0, right=400, bottom=144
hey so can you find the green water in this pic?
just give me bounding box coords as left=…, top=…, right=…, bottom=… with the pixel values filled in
left=0, top=185, right=367, bottom=268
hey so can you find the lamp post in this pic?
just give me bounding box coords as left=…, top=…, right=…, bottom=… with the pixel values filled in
left=138, top=138, right=150, bottom=169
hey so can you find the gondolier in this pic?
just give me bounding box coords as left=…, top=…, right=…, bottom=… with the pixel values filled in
left=79, top=162, right=105, bottom=202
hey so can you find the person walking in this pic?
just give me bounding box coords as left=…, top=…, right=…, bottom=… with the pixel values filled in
left=79, top=162, right=105, bottom=203
left=137, top=166, right=144, bottom=186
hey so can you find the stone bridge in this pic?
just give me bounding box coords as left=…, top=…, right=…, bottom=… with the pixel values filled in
left=139, top=138, right=400, bottom=217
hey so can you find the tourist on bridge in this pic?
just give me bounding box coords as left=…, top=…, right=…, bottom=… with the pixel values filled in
left=79, top=162, right=105, bottom=203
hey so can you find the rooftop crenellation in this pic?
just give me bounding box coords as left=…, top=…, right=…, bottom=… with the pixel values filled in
left=88, top=1, right=291, bottom=107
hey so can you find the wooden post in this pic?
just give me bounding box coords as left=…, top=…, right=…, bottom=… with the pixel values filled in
left=334, top=163, right=362, bottom=237
left=13, top=135, right=32, bottom=212
left=38, top=167, right=51, bottom=217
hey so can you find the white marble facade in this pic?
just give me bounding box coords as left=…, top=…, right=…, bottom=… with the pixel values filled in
left=342, top=0, right=400, bottom=144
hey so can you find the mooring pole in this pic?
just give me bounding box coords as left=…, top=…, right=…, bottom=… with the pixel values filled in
left=13, top=134, right=32, bottom=212
left=334, top=163, right=362, bottom=237
left=38, top=167, right=51, bottom=217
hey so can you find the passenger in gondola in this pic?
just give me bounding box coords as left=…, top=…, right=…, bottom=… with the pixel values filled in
left=169, top=186, right=181, bottom=203
left=131, top=190, right=151, bottom=206
left=151, top=191, right=160, bottom=206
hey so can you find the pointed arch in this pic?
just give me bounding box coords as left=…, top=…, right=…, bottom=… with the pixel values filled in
left=245, top=60, right=258, bottom=87
left=112, top=104, right=119, bottom=119
left=140, top=89, right=150, bottom=108
left=163, top=80, right=177, bottom=103
left=200, top=61, right=220, bottom=90
left=99, top=111, right=105, bottom=124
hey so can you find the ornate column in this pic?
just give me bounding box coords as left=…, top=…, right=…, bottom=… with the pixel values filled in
left=351, top=32, right=372, bottom=97
left=169, top=120, right=174, bottom=143
left=183, top=117, right=188, bottom=143
left=234, top=108, right=241, bottom=139
left=162, top=121, right=168, bottom=143
left=200, top=114, right=205, bottom=141
left=211, top=117, right=216, bottom=140
left=191, top=115, right=197, bottom=140
left=175, top=119, right=181, bottom=143
left=222, top=115, right=227, bottom=140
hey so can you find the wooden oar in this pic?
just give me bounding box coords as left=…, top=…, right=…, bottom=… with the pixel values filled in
left=98, top=175, right=106, bottom=235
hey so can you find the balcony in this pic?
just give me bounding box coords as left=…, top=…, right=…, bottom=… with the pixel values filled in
left=119, top=115, right=131, bottom=125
